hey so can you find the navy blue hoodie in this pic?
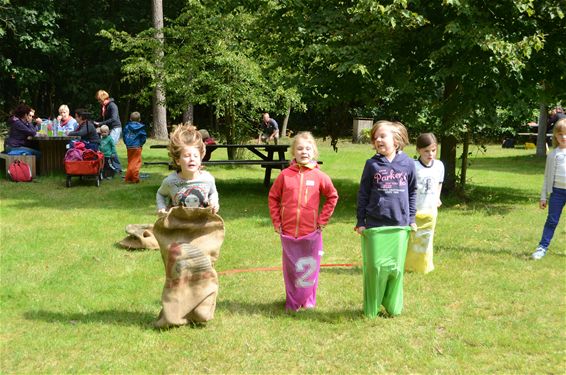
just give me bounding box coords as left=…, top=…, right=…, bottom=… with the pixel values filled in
left=356, top=151, right=417, bottom=228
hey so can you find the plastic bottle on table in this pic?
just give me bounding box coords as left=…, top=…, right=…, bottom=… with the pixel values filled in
left=47, top=120, right=53, bottom=136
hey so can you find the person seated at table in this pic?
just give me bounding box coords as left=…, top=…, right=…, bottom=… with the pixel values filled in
left=99, top=125, right=118, bottom=179
left=3, top=103, right=44, bottom=157
left=258, top=112, right=279, bottom=145
left=199, top=129, right=217, bottom=162
left=54, top=104, right=78, bottom=134
left=68, top=109, right=100, bottom=151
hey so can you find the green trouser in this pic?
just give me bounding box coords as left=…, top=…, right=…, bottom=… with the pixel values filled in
left=361, top=226, right=411, bottom=317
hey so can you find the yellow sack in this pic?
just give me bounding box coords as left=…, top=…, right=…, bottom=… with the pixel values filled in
left=405, top=211, right=436, bottom=274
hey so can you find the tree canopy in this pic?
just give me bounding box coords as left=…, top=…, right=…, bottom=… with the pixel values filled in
left=1, top=0, right=564, bottom=189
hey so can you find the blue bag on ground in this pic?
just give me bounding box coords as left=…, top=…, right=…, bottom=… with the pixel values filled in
left=361, top=226, right=411, bottom=317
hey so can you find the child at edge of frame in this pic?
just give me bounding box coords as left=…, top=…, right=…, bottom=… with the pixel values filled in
left=123, top=111, right=147, bottom=183
left=355, top=120, right=417, bottom=317
left=268, top=131, right=339, bottom=312
left=404, top=132, right=445, bottom=274
left=531, top=118, right=566, bottom=260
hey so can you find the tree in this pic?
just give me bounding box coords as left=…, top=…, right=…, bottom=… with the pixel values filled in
left=104, top=0, right=302, bottom=149
left=0, top=0, right=62, bottom=115
left=263, top=0, right=565, bottom=190
left=152, top=0, right=167, bottom=139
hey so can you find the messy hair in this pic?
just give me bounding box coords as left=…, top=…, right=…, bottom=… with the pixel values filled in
left=291, top=131, right=319, bottom=160
left=168, top=123, right=205, bottom=169
left=370, top=120, right=410, bottom=150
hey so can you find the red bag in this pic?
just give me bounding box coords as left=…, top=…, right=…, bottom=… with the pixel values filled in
left=8, top=160, right=32, bottom=182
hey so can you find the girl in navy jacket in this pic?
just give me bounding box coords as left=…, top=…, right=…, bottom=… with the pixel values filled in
left=356, top=120, right=417, bottom=233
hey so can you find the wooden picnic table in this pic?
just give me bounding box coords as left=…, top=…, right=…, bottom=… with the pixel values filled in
left=32, top=135, right=78, bottom=175
left=146, top=143, right=291, bottom=186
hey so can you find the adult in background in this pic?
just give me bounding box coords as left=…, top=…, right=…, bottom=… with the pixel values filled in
left=258, top=112, right=279, bottom=144
left=94, top=90, right=122, bottom=172
left=4, top=103, right=44, bottom=157
left=54, top=104, right=78, bottom=134
left=68, top=109, right=100, bottom=151
left=548, top=107, right=566, bottom=133
left=199, top=129, right=217, bottom=162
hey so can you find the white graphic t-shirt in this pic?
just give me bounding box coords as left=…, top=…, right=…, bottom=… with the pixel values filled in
left=414, top=159, right=444, bottom=211
left=156, top=171, right=219, bottom=211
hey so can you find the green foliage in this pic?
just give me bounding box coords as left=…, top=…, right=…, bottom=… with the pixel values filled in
left=358, top=128, right=372, bottom=144
left=102, top=0, right=303, bottom=142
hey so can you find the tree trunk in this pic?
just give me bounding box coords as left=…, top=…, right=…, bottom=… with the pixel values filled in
left=182, top=104, right=194, bottom=125
left=281, top=107, right=291, bottom=137
left=440, top=134, right=457, bottom=193
left=536, top=104, right=548, bottom=157
left=460, top=131, right=470, bottom=187
left=440, top=77, right=459, bottom=192
left=152, top=0, right=168, bottom=140
left=226, top=103, right=236, bottom=159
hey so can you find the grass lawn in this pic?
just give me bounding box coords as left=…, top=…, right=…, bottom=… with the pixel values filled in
left=1, top=139, right=564, bottom=373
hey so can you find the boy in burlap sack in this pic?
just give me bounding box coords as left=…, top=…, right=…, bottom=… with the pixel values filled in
left=154, top=124, right=222, bottom=328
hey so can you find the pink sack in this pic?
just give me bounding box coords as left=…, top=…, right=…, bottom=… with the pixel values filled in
left=280, top=229, right=323, bottom=311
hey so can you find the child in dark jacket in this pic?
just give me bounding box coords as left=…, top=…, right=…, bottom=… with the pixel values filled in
left=123, top=111, right=147, bottom=183
left=355, top=120, right=417, bottom=317
left=356, top=120, right=417, bottom=231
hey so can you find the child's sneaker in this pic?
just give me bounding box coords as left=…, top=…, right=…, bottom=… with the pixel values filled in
left=531, top=246, right=547, bottom=260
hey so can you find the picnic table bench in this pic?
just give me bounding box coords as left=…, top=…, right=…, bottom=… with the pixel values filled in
left=145, top=143, right=295, bottom=186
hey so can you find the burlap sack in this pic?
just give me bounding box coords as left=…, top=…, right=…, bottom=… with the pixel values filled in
left=152, top=206, right=224, bottom=328
left=118, top=224, right=160, bottom=250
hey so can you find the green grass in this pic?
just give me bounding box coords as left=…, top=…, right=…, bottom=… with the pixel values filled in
left=1, top=140, right=564, bottom=373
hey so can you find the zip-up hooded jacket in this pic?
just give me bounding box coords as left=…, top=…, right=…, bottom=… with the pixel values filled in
left=268, top=160, right=338, bottom=238
left=356, top=151, right=417, bottom=228
left=123, top=121, right=147, bottom=148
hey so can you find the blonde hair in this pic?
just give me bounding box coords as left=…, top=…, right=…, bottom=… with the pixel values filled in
left=95, top=90, right=109, bottom=101
left=168, top=124, right=205, bottom=169
left=370, top=120, right=409, bottom=151
left=58, top=104, right=70, bottom=114
left=100, top=125, right=110, bottom=134
left=553, top=118, right=566, bottom=148
left=130, top=111, right=141, bottom=122
left=291, top=131, right=319, bottom=160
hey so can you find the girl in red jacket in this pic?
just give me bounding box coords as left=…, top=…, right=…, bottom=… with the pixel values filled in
left=268, top=131, right=338, bottom=311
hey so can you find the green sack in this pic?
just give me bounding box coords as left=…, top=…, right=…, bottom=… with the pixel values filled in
left=361, top=226, right=411, bottom=317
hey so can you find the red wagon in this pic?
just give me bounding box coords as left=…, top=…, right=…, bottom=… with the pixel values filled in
left=64, top=151, right=104, bottom=187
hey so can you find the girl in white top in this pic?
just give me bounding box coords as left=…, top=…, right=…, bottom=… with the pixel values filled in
left=405, top=133, right=444, bottom=273
left=532, top=119, right=566, bottom=260
left=156, top=124, right=219, bottom=215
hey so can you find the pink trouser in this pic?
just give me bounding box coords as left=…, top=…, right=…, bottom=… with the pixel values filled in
left=280, top=230, right=323, bottom=311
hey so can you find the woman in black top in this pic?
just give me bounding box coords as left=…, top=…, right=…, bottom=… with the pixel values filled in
left=69, top=109, right=100, bottom=151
